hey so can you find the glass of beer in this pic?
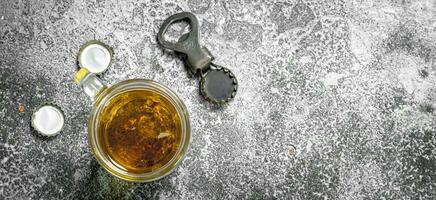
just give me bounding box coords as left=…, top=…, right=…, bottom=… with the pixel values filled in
left=74, top=68, right=190, bottom=182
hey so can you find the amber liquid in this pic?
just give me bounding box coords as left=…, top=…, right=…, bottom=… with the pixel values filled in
left=97, top=90, right=181, bottom=173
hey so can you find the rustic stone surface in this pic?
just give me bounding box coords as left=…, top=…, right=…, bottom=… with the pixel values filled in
left=1, top=0, right=436, bottom=199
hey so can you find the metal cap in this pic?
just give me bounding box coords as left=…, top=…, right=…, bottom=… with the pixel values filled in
left=200, top=65, right=238, bottom=104
left=31, top=103, right=65, bottom=137
left=77, top=40, right=113, bottom=74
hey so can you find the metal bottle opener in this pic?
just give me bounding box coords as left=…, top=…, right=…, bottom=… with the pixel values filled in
left=158, top=12, right=238, bottom=104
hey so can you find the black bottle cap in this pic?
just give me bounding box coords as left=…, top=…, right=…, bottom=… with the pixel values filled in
left=200, top=65, right=237, bottom=104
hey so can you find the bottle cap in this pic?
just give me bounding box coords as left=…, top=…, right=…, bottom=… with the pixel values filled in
left=77, top=40, right=113, bottom=74
left=200, top=65, right=238, bottom=104
left=31, top=103, right=65, bottom=137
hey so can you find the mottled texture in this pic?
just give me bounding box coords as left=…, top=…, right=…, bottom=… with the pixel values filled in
left=1, top=0, right=436, bottom=199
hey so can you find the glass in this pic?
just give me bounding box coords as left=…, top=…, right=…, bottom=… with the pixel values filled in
left=75, top=69, right=190, bottom=182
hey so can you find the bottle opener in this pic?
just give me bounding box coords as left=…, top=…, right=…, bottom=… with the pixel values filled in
left=158, top=12, right=238, bottom=104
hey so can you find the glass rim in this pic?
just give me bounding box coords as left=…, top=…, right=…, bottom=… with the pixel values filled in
left=88, top=79, right=190, bottom=182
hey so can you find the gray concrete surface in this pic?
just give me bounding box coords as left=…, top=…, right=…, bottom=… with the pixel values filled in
left=1, top=0, right=436, bottom=199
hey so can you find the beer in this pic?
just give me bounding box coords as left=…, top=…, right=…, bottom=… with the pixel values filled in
left=97, top=89, right=182, bottom=173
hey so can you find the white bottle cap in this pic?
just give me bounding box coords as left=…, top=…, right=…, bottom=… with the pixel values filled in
left=31, top=104, right=65, bottom=137
left=78, top=41, right=112, bottom=74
